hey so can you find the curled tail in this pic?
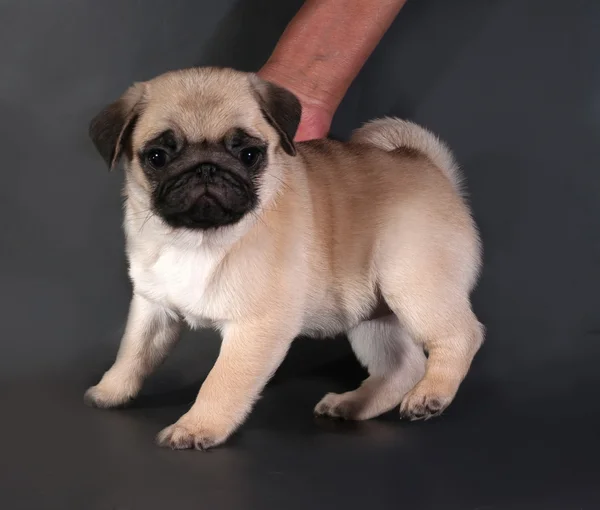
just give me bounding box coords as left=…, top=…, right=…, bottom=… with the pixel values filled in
left=351, top=117, right=463, bottom=195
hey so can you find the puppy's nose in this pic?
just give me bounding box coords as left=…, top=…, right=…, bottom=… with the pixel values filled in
left=197, top=163, right=218, bottom=181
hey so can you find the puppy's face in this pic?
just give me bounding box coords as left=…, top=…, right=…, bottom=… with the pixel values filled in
left=89, top=67, right=301, bottom=230
left=137, top=125, right=267, bottom=229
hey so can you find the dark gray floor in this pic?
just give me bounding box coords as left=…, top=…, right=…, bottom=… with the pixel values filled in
left=1, top=1, right=599, bottom=509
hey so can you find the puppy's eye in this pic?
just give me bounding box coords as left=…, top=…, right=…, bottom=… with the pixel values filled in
left=146, top=149, right=169, bottom=168
left=239, top=147, right=261, bottom=167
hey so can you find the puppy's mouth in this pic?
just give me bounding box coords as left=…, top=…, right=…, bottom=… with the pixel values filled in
left=153, top=169, right=256, bottom=229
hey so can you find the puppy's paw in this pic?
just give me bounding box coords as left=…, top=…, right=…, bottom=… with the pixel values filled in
left=156, top=417, right=229, bottom=451
left=83, top=381, right=134, bottom=409
left=399, top=382, right=453, bottom=421
left=314, top=392, right=364, bottom=420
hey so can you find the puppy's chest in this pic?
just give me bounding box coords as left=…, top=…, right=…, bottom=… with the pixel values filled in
left=129, top=247, right=227, bottom=327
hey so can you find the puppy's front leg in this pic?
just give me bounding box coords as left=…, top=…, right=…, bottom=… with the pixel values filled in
left=157, top=320, right=296, bottom=451
left=84, top=293, right=181, bottom=408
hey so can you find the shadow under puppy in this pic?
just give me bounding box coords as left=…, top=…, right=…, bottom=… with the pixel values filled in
left=86, top=67, right=484, bottom=451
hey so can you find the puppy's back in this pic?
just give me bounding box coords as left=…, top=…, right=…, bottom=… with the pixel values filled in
left=294, top=126, right=480, bottom=298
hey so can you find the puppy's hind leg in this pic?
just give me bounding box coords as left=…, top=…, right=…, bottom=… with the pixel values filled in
left=382, top=282, right=484, bottom=421
left=314, top=315, right=426, bottom=420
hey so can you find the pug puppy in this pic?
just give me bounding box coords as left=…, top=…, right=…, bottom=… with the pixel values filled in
left=85, top=67, right=484, bottom=451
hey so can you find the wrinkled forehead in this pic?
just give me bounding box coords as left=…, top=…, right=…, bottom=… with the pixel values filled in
left=133, top=69, right=270, bottom=146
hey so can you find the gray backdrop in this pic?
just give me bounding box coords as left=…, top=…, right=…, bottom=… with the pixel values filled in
left=1, top=1, right=599, bottom=509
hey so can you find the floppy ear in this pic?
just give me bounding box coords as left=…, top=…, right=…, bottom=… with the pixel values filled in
left=89, top=83, right=146, bottom=170
left=249, top=74, right=302, bottom=156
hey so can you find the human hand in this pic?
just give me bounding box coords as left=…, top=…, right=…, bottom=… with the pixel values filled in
left=257, top=65, right=333, bottom=142
left=293, top=101, right=332, bottom=141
